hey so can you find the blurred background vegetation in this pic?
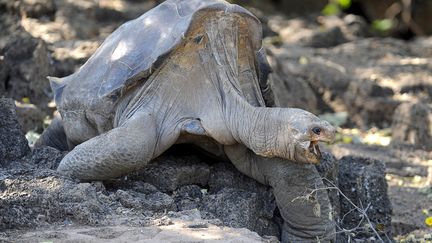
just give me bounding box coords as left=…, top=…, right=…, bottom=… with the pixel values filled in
left=231, top=0, right=432, bottom=38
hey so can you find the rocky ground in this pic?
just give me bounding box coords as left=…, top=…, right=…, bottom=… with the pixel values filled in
left=1, top=0, right=431, bottom=242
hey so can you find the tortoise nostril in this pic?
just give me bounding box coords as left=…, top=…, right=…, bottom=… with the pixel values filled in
left=312, top=127, right=321, bottom=135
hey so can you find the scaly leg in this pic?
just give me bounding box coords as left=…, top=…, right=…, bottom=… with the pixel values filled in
left=57, top=112, right=174, bottom=181
left=225, top=144, right=335, bottom=242
left=35, top=116, right=69, bottom=151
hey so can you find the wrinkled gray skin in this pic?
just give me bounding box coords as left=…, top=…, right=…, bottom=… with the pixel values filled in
left=37, top=0, right=336, bottom=242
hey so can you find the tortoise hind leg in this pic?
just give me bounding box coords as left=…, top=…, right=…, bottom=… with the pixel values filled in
left=57, top=111, right=174, bottom=181
left=35, top=116, right=69, bottom=151
left=224, top=144, right=336, bottom=242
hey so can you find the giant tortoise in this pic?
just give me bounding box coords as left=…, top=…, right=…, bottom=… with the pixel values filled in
left=37, top=0, right=337, bottom=241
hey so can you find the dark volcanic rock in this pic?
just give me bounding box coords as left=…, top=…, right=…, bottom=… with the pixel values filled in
left=338, top=156, right=392, bottom=240
left=208, top=162, right=267, bottom=193
left=0, top=36, right=52, bottom=108
left=0, top=98, right=30, bottom=163
left=205, top=162, right=279, bottom=237
left=267, top=51, right=319, bottom=113
left=201, top=188, right=279, bottom=238
left=115, top=190, right=175, bottom=212
left=344, top=79, right=399, bottom=128
left=391, top=101, right=432, bottom=151
left=173, top=185, right=203, bottom=211
left=0, top=177, right=107, bottom=229
left=302, top=26, right=348, bottom=48
left=30, top=146, right=66, bottom=169
left=14, top=101, right=47, bottom=133
left=0, top=0, right=56, bottom=19
left=130, top=155, right=210, bottom=192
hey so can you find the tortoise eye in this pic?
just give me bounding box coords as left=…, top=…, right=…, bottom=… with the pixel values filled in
left=193, top=35, right=204, bottom=44
left=312, top=127, right=321, bottom=135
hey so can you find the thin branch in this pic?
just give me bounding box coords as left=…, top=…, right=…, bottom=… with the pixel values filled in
left=294, top=177, right=386, bottom=243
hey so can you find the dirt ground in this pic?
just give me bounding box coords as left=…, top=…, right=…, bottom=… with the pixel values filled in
left=2, top=218, right=277, bottom=243
left=1, top=0, right=432, bottom=242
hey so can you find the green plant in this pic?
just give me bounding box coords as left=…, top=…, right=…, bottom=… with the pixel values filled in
left=372, top=19, right=394, bottom=34
left=322, top=0, right=351, bottom=16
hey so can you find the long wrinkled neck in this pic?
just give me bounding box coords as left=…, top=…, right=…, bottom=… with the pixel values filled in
left=225, top=97, right=287, bottom=157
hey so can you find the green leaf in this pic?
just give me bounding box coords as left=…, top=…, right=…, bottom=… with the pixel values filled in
left=22, top=97, right=30, bottom=103
left=322, top=3, right=340, bottom=16
left=336, top=0, right=351, bottom=9
left=372, top=19, right=393, bottom=32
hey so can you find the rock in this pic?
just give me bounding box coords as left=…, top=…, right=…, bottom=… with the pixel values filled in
left=201, top=188, right=279, bottom=238
left=344, top=79, right=399, bottom=128
left=205, top=162, right=279, bottom=237
left=30, top=146, right=66, bottom=170
left=338, top=156, right=392, bottom=240
left=0, top=176, right=64, bottom=229
left=0, top=177, right=108, bottom=228
left=0, top=0, right=56, bottom=18
left=267, top=51, right=319, bottom=113
left=131, top=155, right=210, bottom=192
left=115, top=190, right=175, bottom=212
left=343, top=14, right=370, bottom=38
left=302, top=26, right=349, bottom=48
left=14, top=100, right=47, bottom=133
left=0, top=98, right=30, bottom=163
left=0, top=36, right=52, bottom=108
left=391, top=101, right=432, bottom=151
left=153, top=215, right=173, bottom=226
left=267, top=45, right=350, bottom=114
left=208, top=162, right=269, bottom=193
left=58, top=182, right=108, bottom=225
left=173, top=185, right=203, bottom=211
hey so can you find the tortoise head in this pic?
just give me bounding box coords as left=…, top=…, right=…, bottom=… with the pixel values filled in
left=272, top=108, right=336, bottom=164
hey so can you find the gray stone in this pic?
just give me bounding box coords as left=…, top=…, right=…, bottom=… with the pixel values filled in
left=0, top=178, right=108, bottom=229
left=1, top=0, right=56, bottom=18
left=0, top=98, right=30, bottom=163
left=0, top=37, right=52, bottom=108
left=208, top=162, right=269, bottom=193
left=30, top=146, right=66, bottom=170
left=173, top=185, right=203, bottom=211
left=14, top=101, right=47, bottom=133
left=391, top=101, right=432, bottom=151
left=302, top=27, right=348, bottom=48
left=338, top=156, right=392, bottom=240
left=115, top=190, right=175, bottom=212
left=142, top=191, right=176, bottom=212
left=131, top=155, right=210, bottom=192
left=267, top=52, right=319, bottom=113
left=344, top=79, right=399, bottom=128
left=130, top=181, right=159, bottom=195
left=201, top=187, right=279, bottom=238
left=207, top=162, right=279, bottom=237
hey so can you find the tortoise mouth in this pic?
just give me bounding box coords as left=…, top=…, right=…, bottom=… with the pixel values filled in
left=294, top=140, right=323, bottom=163
left=308, top=140, right=322, bottom=159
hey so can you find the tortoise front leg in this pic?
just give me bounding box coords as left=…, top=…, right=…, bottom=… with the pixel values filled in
left=35, top=116, right=69, bottom=151
left=57, top=111, right=175, bottom=181
left=224, top=144, right=335, bottom=242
